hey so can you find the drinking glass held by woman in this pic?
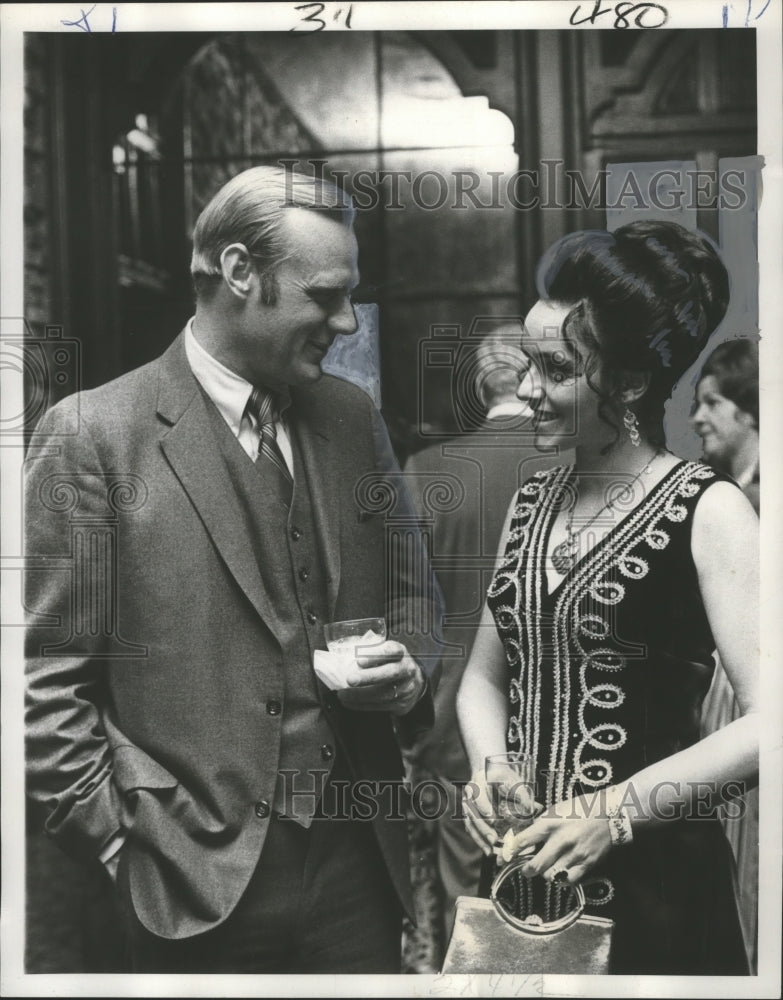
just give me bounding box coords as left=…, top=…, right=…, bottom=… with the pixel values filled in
left=456, top=221, right=758, bottom=975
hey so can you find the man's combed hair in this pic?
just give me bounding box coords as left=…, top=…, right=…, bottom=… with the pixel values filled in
left=190, top=166, right=356, bottom=303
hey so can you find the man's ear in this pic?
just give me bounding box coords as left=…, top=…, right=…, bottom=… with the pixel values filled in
left=619, top=370, right=651, bottom=405
left=220, top=243, right=256, bottom=300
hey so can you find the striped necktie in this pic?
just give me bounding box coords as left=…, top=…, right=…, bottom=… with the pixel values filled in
left=246, top=386, right=293, bottom=503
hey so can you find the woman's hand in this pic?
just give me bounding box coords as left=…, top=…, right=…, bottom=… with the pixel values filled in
left=500, top=794, right=613, bottom=884
left=462, top=768, right=502, bottom=858
left=462, top=768, right=543, bottom=864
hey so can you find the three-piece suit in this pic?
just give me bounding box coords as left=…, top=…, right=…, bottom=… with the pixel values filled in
left=24, top=330, right=439, bottom=963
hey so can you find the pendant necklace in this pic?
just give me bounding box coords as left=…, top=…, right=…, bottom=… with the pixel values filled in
left=551, top=450, right=662, bottom=575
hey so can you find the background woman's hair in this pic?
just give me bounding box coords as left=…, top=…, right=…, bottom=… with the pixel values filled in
left=699, top=337, right=759, bottom=428
left=535, top=220, right=730, bottom=449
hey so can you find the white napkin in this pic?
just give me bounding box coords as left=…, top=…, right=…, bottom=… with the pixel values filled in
left=313, top=649, right=354, bottom=691
left=313, top=630, right=384, bottom=690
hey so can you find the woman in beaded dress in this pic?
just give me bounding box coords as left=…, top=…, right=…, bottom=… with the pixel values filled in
left=456, top=221, right=758, bottom=975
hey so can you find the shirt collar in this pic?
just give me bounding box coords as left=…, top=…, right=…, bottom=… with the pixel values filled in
left=184, top=319, right=253, bottom=435
left=184, top=318, right=291, bottom=428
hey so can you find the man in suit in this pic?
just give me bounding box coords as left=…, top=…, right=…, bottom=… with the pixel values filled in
left=24, top=166, right=440, bottom=973
left=403, top=327, right=571, bottom=953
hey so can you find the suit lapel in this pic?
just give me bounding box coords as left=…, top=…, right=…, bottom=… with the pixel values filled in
left=155, top=334, right=286, bottom=644
left=290, top=385, right=342, bottom=619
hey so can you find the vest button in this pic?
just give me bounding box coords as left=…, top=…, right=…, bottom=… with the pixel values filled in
left=320, top=744, right=335, bottom=762
left=266, top=700, right=282, bottom=715
left=299, top=567, right=310, bottom=582
left=254, top=800, right=270, bottom=819
left=291, top=527, right=302, bottom=541
left=306, top=611, right=318, bottom=625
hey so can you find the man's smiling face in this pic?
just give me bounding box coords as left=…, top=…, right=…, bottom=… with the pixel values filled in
left=229, top=208, right=360, bottom=389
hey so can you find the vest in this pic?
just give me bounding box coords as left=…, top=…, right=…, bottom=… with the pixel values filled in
left=202, top=396, right=339, bottom=827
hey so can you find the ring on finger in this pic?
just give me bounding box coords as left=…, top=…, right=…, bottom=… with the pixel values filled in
left=392, top=683, right=398, bottom=700
left=548, top=866, right=570, bottom=883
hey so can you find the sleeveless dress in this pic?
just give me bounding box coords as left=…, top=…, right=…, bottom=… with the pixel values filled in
left=484, top=460, right=749, bottom=975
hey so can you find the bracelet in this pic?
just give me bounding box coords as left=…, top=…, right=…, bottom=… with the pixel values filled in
left=605, top=785, right=633, bottom=847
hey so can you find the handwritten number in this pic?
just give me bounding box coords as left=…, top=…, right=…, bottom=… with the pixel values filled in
left=62, top=3, right=118, bottom=31
left=720, top=0, right=770, bottom=24
left=746, top=0, right=772, bottom=22
left=293, top=2, right=326, bottom=31
left=570, top=1, right=668, bottom=27
left=292, top=2, right=353, bottom=31
left=345, top=3, right=354, bottom=28
left=61, top=3, right=97, bottom=32
left=494, top=975, right=544, bottom=997
left=430, top=973, right=543, bottom=997
left=570, top=1, right=609, bottom=26
left=430, top=974, right=474, bottom=996
left=624, top=2, right=668, bottom=27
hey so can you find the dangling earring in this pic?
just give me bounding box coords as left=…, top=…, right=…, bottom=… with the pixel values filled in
left=623, top=407, right=641, bottom=447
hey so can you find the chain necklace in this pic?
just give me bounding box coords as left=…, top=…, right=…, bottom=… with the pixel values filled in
left=551, top=450, right=662, bottom=575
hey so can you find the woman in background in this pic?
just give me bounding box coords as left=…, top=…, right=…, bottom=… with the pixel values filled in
left=693, top=336, right=760, bottom=971
left=693, top=337, right=759, bottom=513
left=457, top=220, right=758, bottom=975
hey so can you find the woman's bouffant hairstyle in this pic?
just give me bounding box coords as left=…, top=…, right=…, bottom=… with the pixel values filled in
left=536, top=220, right=730, bottom=449
left=190, top=166, right=355, bottom=304
left=698, top=337, right=759, bottom=429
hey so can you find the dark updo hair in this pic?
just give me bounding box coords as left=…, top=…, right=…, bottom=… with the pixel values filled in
left=536, top=220, right=730, bottom=449
left=698, top=337, right=759, bottom=428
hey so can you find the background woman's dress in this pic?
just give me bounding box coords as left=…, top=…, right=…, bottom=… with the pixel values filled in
left=699, top=458, right=759, bottom=972
left=485, top=461, right=749, bottom=975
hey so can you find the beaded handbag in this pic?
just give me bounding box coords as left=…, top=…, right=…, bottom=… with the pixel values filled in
left=441, top=855, right=614, bottom=974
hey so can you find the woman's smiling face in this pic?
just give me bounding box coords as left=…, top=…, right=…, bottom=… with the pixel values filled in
left=516, top=299, right=612, bottom=452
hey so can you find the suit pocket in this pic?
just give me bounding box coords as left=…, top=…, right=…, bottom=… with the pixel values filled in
left=112, top=744, right=179, bottom=792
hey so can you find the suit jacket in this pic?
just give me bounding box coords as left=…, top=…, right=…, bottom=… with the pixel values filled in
left=403, top=419, right=572, bottom=781
left=24, top=332, right=439, bottom=938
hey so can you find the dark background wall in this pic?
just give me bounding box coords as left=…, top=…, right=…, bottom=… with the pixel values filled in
left=25, top=29, right=756, bottom=457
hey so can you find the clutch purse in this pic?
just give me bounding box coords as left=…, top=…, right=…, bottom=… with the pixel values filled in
left=441, top=855, right=614, bottom=974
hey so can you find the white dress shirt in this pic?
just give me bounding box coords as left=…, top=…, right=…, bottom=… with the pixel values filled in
left=184, top=318, right=294, bottom=474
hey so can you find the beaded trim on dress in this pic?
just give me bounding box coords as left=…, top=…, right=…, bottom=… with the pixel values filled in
left=487, top=460, right=717, bottom=807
